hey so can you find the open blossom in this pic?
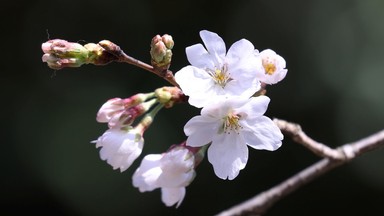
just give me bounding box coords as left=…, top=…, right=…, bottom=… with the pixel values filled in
left=175, top=30, right=262, bottom=108
left=255, top=49, right=287, bottom=85
left=92, top=127, right=144, bottom=172
left=132, top=147, right=196, bottom=207
left=184, top=96, right=283, bottom=180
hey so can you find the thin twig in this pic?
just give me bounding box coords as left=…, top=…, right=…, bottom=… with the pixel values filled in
left=98, top=40, right=180, bottom=87
left=118, top=51, right=180, bottom=87
left=273, top=118, right=344, bottom=160
left=216, top=119, right=384, bottom=216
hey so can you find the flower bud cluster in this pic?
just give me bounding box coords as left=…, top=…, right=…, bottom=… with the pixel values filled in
left=41, top=39, right=118, bottom=70
left=150, top=34, right=174, bottom=71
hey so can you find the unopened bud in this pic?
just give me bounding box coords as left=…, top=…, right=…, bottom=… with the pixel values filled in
left=98, top=40, right=122, bottom=58
left=41, top=39, right=89, bottom=70
left=41, top=39, right=119, bottom=70
left=150, top=35, right=162, bottom=47
left=150, top=34, right=174, bottom=71
left=117, top=99, right=156, bottom=127
left=83, top=43, right=115, bottom=65
left=161, top=34, right=174, bottom=49
left=155, top=86, right=187, bottom=108
left=97, top=93, right=155, bottom=128
left=151, top=41, right=167, bottom=63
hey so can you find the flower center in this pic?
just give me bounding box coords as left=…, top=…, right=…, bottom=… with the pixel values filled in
left=207, top=64, right=232, bottom=87
left=262, top=59, right=276, bottom=75
left=223, top=112, right=242, bottom=134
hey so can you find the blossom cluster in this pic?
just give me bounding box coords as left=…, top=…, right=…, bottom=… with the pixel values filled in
left=42, top=30, right=287, bottom=207
left=175, top=30, right=286, bottom=180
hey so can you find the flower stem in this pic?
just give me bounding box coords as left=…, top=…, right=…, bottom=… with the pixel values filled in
left=135, top=103, right=164, bottom=133
left=98, top=40, right=180, bottom=87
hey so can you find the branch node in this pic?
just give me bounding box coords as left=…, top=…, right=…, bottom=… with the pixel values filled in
left=339, top=144, right=356, bottom=160
left=217, top=119, right=384, bottom=216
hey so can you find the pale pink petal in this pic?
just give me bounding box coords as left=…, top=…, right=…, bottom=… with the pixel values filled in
left=161, top=187, right=186, bottom=208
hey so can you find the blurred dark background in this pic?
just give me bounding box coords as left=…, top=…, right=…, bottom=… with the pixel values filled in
left=2, top=0, right=384, bottom=215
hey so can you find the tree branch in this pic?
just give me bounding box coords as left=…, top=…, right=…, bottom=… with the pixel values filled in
left=98, top=40, right=180, bottom=87
left=117, top=51, right=180, bottom=88
left=273, top=118, right=345, bottom=160
left=216, top=119, right=384, bottom=216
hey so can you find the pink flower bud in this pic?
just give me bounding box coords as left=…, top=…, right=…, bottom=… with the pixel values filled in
left=41, top=39, right=89, bottom=70
left=96, top=98, right=125, bottom=123
left=96, top=93, right=155, bottom=128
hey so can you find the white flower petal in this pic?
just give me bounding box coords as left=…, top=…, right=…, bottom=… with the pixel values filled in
left=161, top=187, right=186, bottom=208
left=184, top=116, right=217, bottom=147
left=175, top=66, right=212, bottom=93
left=158, top=169, right=195, bottom=188
left=186, top=82, right=226, bottom=108
left=175, top=66, right=218, bottom=108
left=186, top=44, right=215, bottom=68
left=275, top=68, right=288, bottom=83
left=257, top=49, right=288, bottom=85
left=176, top=30, right=263, bottom=108
left=183, top=96, right=284, bottom=180
left=117, top=137, right=143, bottom=172
left=221, top=97, right=249, bottom=110
left=160, top=148, right=194, bottom=173
left=236, top=96, right=270, bottom=119
left=158, top=148, right=195, bottom=188
left=226, top=39, right=255, bottom=65
left=98, top=141, right=118, bottom=160
left=133, top=147, right=195, bottom=207
left=224, top=78, right=260, bottom=99
left=95, top=128, right=143, bottom=172
left=243, top=116, right=283, bottom=151
left=228, top=56, right=261, bottom=82
left=132, top=154, right=163, bottom=192
left=199, top=30, right=226, bottom=60
left=96, top=98, right=123, bottom=123
left=200, top=99, right=231, bottom=118
left=208, top=134, right=248, bottom=180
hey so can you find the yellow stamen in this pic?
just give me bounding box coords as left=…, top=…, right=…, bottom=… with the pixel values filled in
left=262, top=60, right=276, bottom=75
left=214, top=69, right=227, bottom=86
left=207, top=64, right=232, bottom=88
left=223, top=112, right=242, bottom=134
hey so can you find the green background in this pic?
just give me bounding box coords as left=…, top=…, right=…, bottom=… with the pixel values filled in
left=2, top=0, right=384, bottom=215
